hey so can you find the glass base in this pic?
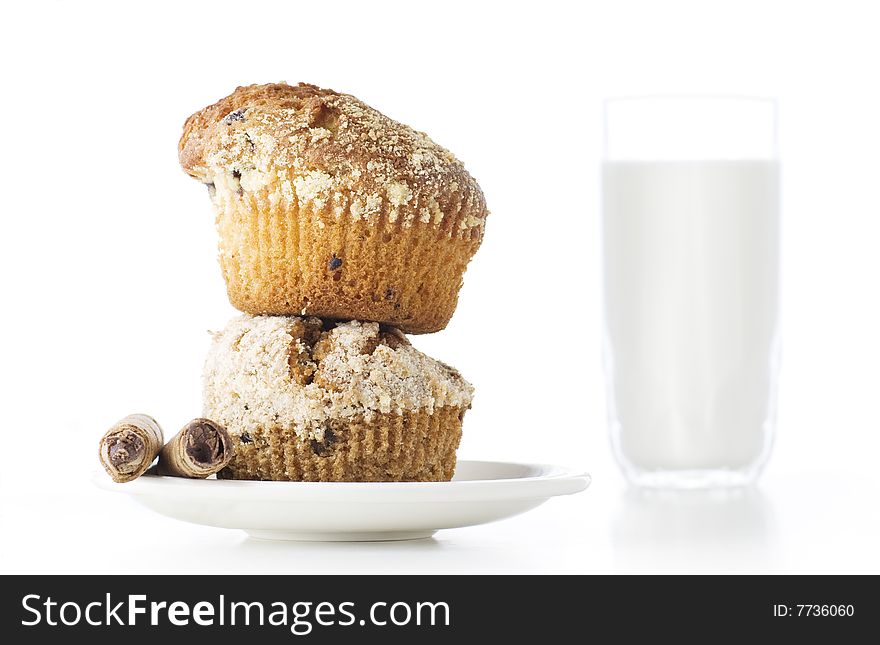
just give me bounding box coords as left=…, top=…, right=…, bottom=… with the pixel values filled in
left=621, top=466, right=761, bottom=490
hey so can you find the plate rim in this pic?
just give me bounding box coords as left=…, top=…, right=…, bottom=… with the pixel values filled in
left=93, top=459, right=591, bottom=502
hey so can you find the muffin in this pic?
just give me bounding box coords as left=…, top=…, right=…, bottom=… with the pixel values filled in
left=179, top=83, right=488, bottom=333
left=203, top=315, right=474, bottom=481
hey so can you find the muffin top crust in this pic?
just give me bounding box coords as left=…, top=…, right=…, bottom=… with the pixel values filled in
left=203, top=315, right=474, bottom=440
left=179, top=82, right=487, bottom=233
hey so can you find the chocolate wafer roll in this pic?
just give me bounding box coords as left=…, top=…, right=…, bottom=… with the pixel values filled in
left=157, top=418, right=233, bottom=478
left=99, top=414, right=164, bottom=483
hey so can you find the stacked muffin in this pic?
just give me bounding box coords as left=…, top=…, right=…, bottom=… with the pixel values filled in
left=179, top=83, right=488, bottom=482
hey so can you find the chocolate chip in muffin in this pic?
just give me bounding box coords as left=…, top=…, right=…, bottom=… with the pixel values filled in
left=294, top=317, right=324, bottom=347
left=378, top=329, right=409, bottom=350
left=223, top=109, right=246, bottom=124
left=310, top=428, right=337, bottom=456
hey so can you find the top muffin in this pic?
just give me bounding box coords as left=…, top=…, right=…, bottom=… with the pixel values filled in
left=179, top=83, right=488, bottom=333
left=179, top=83, right=486, bottom=230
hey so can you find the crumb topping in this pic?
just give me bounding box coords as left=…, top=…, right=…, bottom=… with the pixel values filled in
left=179, top=83, right=488, bottom=232
left=203, top=315, right=474, bottom=440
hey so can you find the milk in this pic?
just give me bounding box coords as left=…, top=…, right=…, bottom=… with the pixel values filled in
left=602, top=160, right=780, bottom=477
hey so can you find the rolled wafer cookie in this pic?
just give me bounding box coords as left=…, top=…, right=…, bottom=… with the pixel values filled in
left=99, top=414, right=164, bottom=483
left=157, top=418, right=233, bottom=478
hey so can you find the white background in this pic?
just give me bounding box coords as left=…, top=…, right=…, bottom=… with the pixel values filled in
left=2, top=0, right=879, bottom=574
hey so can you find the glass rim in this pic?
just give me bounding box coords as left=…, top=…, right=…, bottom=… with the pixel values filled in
left=603, top=94, right=779, bottom=159
left=604, top=94, right=777, bottom=108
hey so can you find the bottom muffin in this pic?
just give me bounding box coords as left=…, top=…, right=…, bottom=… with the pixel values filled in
left=203, top=315, right=473, bottom=482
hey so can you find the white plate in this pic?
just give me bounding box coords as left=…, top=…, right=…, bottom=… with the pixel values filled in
left=94, top=460, right=590, bottom=541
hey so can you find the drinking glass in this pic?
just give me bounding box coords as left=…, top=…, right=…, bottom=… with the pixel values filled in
left=602, top=96, right=780, bottom=488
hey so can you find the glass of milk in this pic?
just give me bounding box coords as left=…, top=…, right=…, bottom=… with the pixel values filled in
left=602, top=97, right=780, bottom=488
